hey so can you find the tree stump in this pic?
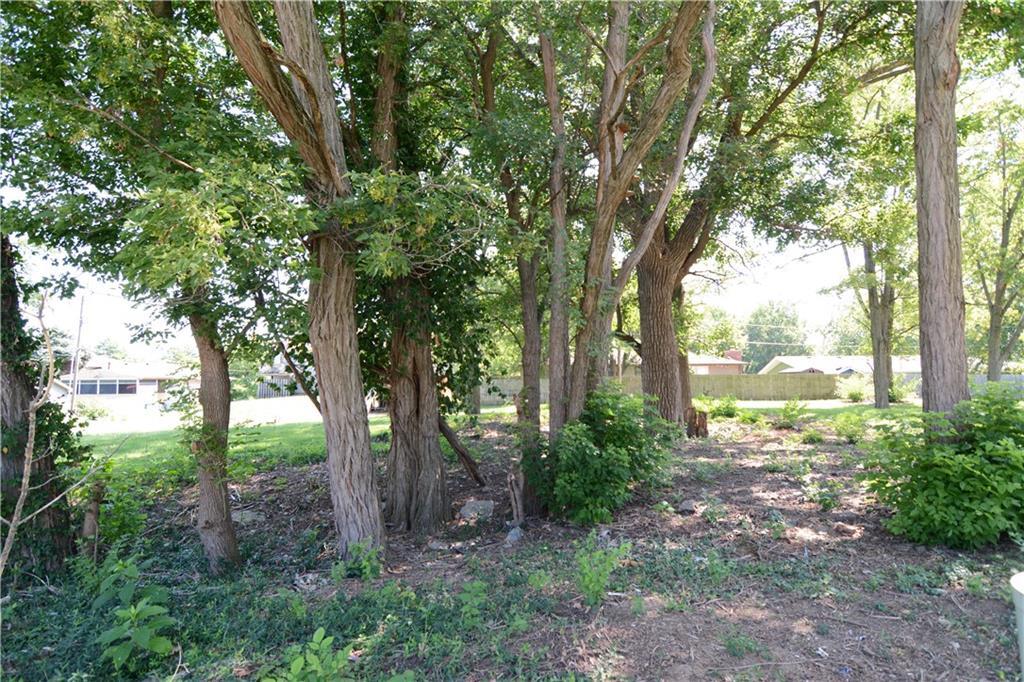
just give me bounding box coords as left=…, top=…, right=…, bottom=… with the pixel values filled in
left=685, top=407, right=708, bottom=439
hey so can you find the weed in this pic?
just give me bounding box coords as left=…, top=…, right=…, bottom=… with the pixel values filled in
left=722, top=630, right=762, bottom=658
left=701, top=496, right=727, bottom=524
left=773, top=398, right=808, bottom=429
left=802, top=478, right=843, bottom=511
left=330, top=539, right=382, bottom=581
left=458, top=579, right=489, bottom=626
left=575, top=531, right=631, bottom=607
left=800, top=428, right=824, bottom=444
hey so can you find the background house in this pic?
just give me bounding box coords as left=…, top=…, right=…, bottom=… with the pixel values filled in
left=758, top=355, right=922, bottom=376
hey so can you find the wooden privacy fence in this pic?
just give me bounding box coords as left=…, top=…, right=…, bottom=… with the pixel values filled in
left=480, top=373, right=838, bottom=405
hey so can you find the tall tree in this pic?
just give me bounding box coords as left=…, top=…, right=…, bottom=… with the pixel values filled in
left=963, top=102, right=1024, bottom=380
left=633, top=1, right=901, bottom=422
left=213, top=0, right=384, bottom=555
left=915, top=0, right=970, bottom=413
left=566, top=0, right=716, bottom=422
left=744, top=302, right=812, bottom=373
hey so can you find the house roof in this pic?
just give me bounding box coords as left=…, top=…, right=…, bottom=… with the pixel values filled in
left=759, top=355, right=922, bottom=375
left=60, top=356, right=190, bottom=381
left=687, top=353, right=746, bottom=367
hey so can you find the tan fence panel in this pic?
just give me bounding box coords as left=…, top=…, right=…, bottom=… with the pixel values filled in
left=480, top=373, right=837, bottom=405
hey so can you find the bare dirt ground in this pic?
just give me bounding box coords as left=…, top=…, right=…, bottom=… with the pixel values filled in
left=161, top=414, right=1022, bottom=681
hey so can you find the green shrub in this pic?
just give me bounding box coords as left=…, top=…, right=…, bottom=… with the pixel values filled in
left=837, top=375, right=871, bottom=403
left=574, top=531, right=631, bottom=607
left=695, top=394, right=739, bottom=419
left=263, top=628, right=356, bottom=682
left=530, top=385, right=678, bottom=524
left=800, top=428, right=824, bottom=444
left=773, top=398, right=807, bottom=429
left=887, top=375, right=918, bottom=403
left=832, top=412, right=866, bottom=444
left=330, top=539, right=382, bottom=582
left=97, top=597, right=176, bottom=671
left=863, top=383, right=1024, bottom=548
left=802, top=478, right=843, bottom=511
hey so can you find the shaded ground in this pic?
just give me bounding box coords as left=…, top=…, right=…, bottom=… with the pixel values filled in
left=5, top=410, right=1021, bottom=680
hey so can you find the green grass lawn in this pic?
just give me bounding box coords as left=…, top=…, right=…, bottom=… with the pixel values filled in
left=83, top=405, right=519, bottom=493
left=738, top=400, right=920, bottom=419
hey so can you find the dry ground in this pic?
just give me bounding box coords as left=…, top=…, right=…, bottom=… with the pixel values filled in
left=156, top=414, right=1022, bottom=680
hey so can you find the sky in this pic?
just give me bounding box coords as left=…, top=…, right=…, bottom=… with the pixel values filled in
left=19, top=233, right=855, bottom=365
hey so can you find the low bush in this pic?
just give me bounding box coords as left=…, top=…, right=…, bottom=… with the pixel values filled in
left=837, top=375, right=871, bottom=403
left=887, top=375, right=918, bottom=403
left=574, top=531, right=631, bottom=607
left=863, top=383, right=1024, bottom=548
left=694, top=394, right=739, bottom=419
left=773, top=398, right=808, bottom=429
left=832, top=412, right=866, bottom=444
left=528, top=385, right=678, bottom=524
left=800, top=428, right=824, bottom=444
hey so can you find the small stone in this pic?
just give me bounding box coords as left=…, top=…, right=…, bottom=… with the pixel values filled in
left=233, top=510, right=265, bottom=525
left=677, top=499, right=699, bottom=515
left=832, top=522, right=859, bottom=536
left=459, top=499, right=495, bottom=520
left=504, top=526, right=523, bottom=546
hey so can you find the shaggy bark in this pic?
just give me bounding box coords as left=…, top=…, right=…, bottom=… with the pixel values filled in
left=1, top=236, right=73, bottom=572
left=915, top=0, right=970, bottom=413
left=567, top=1, right=713, bottom=420
left=541, top=30, right=570, bottom=443
left=863, top=245, right=895, bottom=408
left=188, top=315, right=242, bottom=573
left=214, top=0, right=383, bottom=555
left=384, top=292, right=450, bottom=534
left=637, top=251, right=684, bottom=423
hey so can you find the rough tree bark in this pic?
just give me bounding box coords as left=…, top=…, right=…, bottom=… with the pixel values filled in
left=188, top=315, right=242, bottom=573
left=541, top=29, right=570, bottom=444
left=637, top=250, right=684, bottom=423
left=214, top=0, right=383, bottom=555
left=915, top=0, right=970, bottom=413
left=0, top=236, right=73, bottom=572
left=863, top=245, right=896, bottom=408
left=384, top=287, right=450, bottom=533
left=567, top=0, right=713, bottom=421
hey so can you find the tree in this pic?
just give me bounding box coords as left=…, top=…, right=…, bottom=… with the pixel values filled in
left=744, top=302, right=811, bottom=373
left=565, top=0, right=717, bottom=423
left=962, top=101, right=1024, bottom=380
left=94, top=338, right=129, bottom=361
left=828, top=78, right=919, bottom=407
left=915, top=0, right=970, bottom=413
left=633, top=1, right=905, bottom=421
left=0, top=0, right=294, bottom=571
left=212, top=0, right=384, bottom=555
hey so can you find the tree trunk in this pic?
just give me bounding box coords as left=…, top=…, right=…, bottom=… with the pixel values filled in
left=516, top=254, right=544, bottom=516
left=188, top=315, right=242, bottom=573
left=915, top=0, right=970, bottom=413
left=864, top=245, right=894, bottom=409
left=214, top=0, right=383, bottom=557
left=1, top=239, right=34, bottom=493
left=868, top=294, right=894, bottom=408
left=384, top=301, right=450, bottom=534
left=986, top=309, right=1003, bottom=381
left=517, top=254, right=542, bottom=450
left=1, top=235, right=73, bottom=573
left=309, top=238, right=383, bottom=554
left=637, top=253, right=684, bottom=424
left=541, top=29, right=570, bottom=444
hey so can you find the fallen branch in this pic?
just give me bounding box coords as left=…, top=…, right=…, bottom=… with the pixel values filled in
left=438, top=417, right=486, bottom=487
